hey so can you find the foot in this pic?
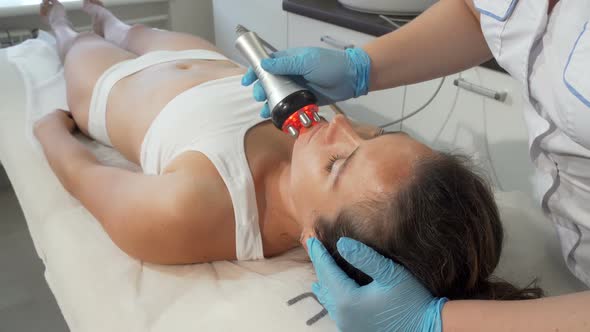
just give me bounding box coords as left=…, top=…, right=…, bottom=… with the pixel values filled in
left=82, top=0, right=105, bottom=37
left=40, top=0, right=69, bottom=28
left=81, top=0, right=130, bottom=46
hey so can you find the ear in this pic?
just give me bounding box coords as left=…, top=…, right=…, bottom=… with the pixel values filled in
left=299, top=229, right=317, bottom=251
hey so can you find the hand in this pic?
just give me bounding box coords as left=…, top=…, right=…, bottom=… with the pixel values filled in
left=307, top=237, right=447, bottom=332
left=34, top=109, right=77, bottom=139
left=241, top=47, right=372, bottom=118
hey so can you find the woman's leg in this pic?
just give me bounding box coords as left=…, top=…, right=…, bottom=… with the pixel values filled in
left=41, top=0, right=136, bottom=136
left=82, top=0, right=225, bottom=55
left=40, top=0, right=77, bottom=61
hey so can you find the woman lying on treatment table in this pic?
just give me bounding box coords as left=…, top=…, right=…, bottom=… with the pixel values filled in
left=36, top=0, right=541, bottom=301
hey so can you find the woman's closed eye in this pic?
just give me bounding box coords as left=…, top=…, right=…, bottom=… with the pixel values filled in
left=325, top=154, right=344, bottom=173
left=323, top=129, right=397, bottom=177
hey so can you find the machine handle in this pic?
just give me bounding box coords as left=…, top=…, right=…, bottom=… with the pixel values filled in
left=453, top=78, right=507, bottom=102
left=320, top=35, right=354, bottom=50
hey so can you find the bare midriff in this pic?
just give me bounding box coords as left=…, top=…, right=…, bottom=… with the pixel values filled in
left=104, top=58, right=246, bottom=164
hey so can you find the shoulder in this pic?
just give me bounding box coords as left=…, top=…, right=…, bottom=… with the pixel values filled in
left=154, top=159, right=237, bottom=262
left=165, top=151, right=235, bottom=227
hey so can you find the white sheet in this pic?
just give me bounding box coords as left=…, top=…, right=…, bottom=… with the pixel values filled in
left=0, top=35, right=586, bottom=332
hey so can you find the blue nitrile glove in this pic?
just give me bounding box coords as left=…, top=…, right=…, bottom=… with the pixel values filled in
left=241, top=47, right=372, bottom=118
left=307, top=237, right=447, bottom=332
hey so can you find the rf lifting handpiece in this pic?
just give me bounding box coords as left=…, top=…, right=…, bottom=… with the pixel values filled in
left=235, top=25, right=321, bottom=138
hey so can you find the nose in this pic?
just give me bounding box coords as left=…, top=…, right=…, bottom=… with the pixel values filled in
left=324, top=114, right=359, bottom=144
left=332, top=114, right=348, bottom=126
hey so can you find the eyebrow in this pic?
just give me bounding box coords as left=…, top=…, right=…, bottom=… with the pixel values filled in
left=333, top=146, right=360, bottom=188
left=332, top=130, right=404, bottom=188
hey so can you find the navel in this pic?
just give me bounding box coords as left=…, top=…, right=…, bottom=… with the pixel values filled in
left=175, top=62, right=192, bottom=70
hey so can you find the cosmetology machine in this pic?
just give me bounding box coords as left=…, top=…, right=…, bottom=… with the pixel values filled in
left=235, top=25, right=321, bottom=138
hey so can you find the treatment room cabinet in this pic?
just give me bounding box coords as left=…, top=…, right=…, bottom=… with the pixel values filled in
left=287, top=13, right=404, bottom=130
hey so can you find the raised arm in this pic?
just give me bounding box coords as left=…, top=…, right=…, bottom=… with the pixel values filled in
left=365, top=0, right=491, bottom=90
left=443, top=293, right=590, bottom=332
left=34, top=110, right=237, bottom=264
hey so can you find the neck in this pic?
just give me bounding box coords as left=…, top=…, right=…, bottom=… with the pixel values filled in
left=258, top=156, right=302, bottom=253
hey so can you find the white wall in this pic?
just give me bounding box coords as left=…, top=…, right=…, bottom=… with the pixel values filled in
left=169, top=0, right=214, bottom=43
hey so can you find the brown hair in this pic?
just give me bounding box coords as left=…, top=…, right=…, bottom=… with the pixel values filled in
left=314, top=153, right=543, bottom=300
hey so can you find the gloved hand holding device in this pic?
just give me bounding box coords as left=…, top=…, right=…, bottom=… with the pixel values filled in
left=241, top=47, right=372, bottom=118
left=307, top=237, right=447, bottom=332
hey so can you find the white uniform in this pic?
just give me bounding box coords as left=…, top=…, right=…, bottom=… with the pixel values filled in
left=473, top=0, right=590, bottom=286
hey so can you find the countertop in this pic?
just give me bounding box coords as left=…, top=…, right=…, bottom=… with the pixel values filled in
left=283, top=0, right=405, bottom=37
left=283, top=0, right=505, bottom=73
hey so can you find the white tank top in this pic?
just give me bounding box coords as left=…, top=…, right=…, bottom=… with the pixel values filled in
left=140, top=75, right=268, bottom=261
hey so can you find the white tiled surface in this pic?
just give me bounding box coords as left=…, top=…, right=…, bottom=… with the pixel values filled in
left=0, top=168, right=68, bottom=332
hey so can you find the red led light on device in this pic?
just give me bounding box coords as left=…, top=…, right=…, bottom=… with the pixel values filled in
left=281, top=104, right=320, bottom=134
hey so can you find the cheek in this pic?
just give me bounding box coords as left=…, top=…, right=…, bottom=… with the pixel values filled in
left=291, top=140, right=323, bottom=188
left=290, top=147, right=327, bottom=220
left=289, top=159, right=319, bottom=205
left=290, top=130, right=353, bottom=223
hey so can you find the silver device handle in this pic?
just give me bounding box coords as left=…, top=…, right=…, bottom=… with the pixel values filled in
left=235, top=27, right=306, bottom=110
left=320, top=35, right=354, bottom=50
left=453, top=78, right=507, bottom=102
